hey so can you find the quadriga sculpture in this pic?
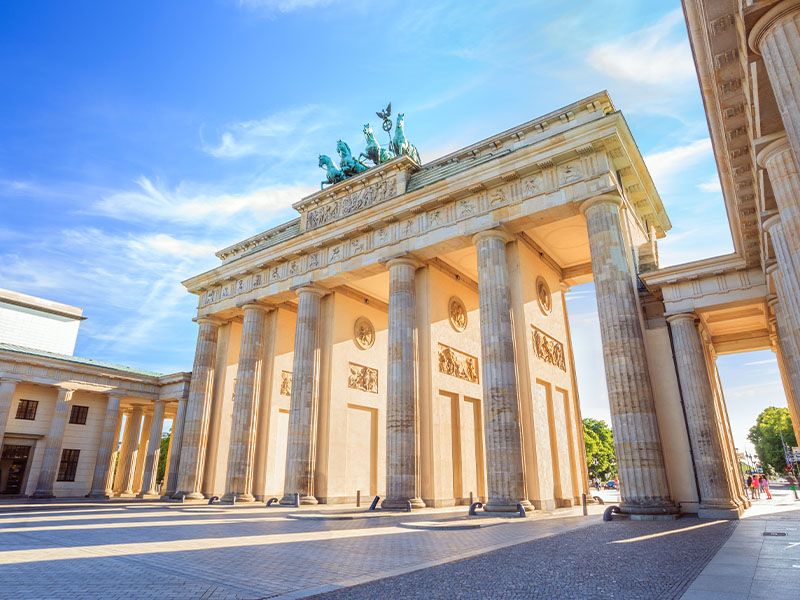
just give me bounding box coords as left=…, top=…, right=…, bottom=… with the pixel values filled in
left=392, top=113, right=420, bottom=163
left=319, top=154, right=345, bottom=189
left=336, top=140, right=368, bottom=177
left=359, top=123, right=395, bottom=166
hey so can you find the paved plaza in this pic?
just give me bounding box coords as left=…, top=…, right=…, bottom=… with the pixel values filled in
left=1, top=487, right=796, bottom=599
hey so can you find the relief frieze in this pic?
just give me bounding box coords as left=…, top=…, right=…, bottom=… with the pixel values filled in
left=280, top=371, right=293, bottom=396
left=348, top=362, right=379, bottom=393
left=531, top=326, right=566, bottom=371
left=438, top=343, right=479, bottom=384
left=306, top=179, right=397, bottom=230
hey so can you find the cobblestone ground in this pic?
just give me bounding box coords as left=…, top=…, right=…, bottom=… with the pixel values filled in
left=314, top=518, right=737, bottom=600
left=0, top=500, right=605, bottom=599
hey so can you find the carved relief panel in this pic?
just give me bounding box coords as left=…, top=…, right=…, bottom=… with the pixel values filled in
left=531, top=327, right=566, bottom=371
left=280, top=371, right=293, bottom=396
left=448, top=296, right=467, bottom=332
left=353, top=317, right=375, bottom=350
left=348, top=362, right=379, bottom=393
left=438, top=343, right=479, bottom=384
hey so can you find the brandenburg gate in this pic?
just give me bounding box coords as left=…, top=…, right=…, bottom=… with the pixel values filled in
left=175, top=90, right=752, bottom=519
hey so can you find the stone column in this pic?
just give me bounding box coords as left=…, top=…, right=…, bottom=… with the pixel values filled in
left=667, top=314, right=742, bottom=519
left=382, top=258, right=425, bottom=510
left=762, top=192, right=800, bottom=345
left=580, top=195, right=676, bottom=517
left=175, top=317, right=221, bottom=499
left=87, top=393, right=123, bottom=498
left=224, top=304, right=270, bottom=502
left=139, top=398, right=166, bottom=498
left=117, top=406, right=144, bottom=497
left=769, top=300, right=800, bottom=441
left=164, top=397, right=187, bottom=497
left=750, top=1, right=800, bottom=163
left=770, top=271, right=800, bottom=428
left=281, top=286, right=325, bottom=505
left=31, top=387, right=74, bottom=498
left=472, top=231, right=530, bottom=512
left=252, top=309, right=278, bottom=501
left=0, top=377, right=20, bottom=447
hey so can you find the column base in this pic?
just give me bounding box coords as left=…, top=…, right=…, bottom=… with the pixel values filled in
left=698, top=504, right=743, bottom=520
left=137, top=492, right=162, bottom=500
left=483, top=499, right=533, bottom=513
left=620, top=502, right=679, bottom=520
left=118, top=492, right=138, bottom=498
left=221, top=493, right=255, bottom=503
left=30, top=492, right=54, bottom=499
left=279, top=494, right=318, bottom=506
left=381, top=497, right=426, bottom=510
left=86, top=492, right=112, bottom=499
left=173, top=491, right=205, bottom=500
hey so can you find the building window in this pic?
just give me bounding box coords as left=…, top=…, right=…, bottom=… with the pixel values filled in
left=57, top=449, right=80, bottom=482
left=69, top=405, right=89, bottom=425
left=15, top=399, right=38, bottom=421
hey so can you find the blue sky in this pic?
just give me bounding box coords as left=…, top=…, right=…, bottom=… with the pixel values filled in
left=0, top=0, right=786, bottom=451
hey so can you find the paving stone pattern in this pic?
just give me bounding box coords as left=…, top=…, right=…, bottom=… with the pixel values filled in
left=314, top=518, right=736, bottom=600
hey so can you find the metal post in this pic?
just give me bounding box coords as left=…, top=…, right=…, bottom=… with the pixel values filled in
left=356, top=489, right=361, bottom=508
left=581, top=493, right=588, bottom=516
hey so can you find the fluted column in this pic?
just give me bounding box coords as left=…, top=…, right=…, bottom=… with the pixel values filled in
left=175, top=317, right=221, bottom=499
left=224, top=304, right=271, bottom=502
left=769, top=299, right=800, bottom=441
left=139, top=398, right=167, bottom=497
left=31, top=387, right=74, bottom=498
left=668, top=314, right=741, bottom=519
left=750, top=1, right=800, bottom=163
left=382, top=258, right=425, bottom=510
left=117, top=406, right=144, bottom=497
left=164, top=397, right=187, bottom=497
left=472, top=231, right=530, bottom=512
left=87, top=393, right=123, bottom=498
left=770, top=270, right=800, bottom=425
left=761, top=160, right=800, bottom=341
left=580, top=195, right=676, bottom=517
left=0, top=377, right=20, bottom=447
left=281, top=286, right=325, bottom=505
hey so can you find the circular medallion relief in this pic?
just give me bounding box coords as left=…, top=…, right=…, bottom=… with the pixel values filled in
left=353, top=316, right=375, bottom=350
left=448, top=296, right=468, bottom=332
left=536, top=277, right=552, bottom=315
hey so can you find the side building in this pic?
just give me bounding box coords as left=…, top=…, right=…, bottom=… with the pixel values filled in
left=0, top=290, right=190, bottom=498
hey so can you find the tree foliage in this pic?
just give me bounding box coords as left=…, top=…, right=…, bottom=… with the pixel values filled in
left=583, top=418, right=617, bottom=480
left=747, top=406, right=796, bottom=474
left=157, top=433, right=171, bottom=484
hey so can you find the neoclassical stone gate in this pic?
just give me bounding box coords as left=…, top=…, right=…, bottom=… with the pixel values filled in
left=175, top=90, right=716, bottom=517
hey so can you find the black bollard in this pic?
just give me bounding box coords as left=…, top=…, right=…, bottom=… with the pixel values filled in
left=266, top=497, right=279, bottom=507
left=603, top=505, right=621, bottom=521
left=356, top=490, right=361, bottom=508
left=369, top=495, right=381, bottom=511
left=208, top=496, right=219, bottom=505
left=294, top=492, right=300, bottom=508
left=517, top=503, right=527, bottom=517
left=468, top=501, right=483, bottom=516
left=581, top=493, right=588, bottom=516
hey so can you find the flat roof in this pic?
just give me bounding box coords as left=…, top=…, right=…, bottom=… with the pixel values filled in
left=0, top=342, right=163, bottom=378
left=0, top=288, right=85, bottom=320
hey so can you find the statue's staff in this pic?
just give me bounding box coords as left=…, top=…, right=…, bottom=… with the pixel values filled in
left=376, top=102, right=394, bottom=152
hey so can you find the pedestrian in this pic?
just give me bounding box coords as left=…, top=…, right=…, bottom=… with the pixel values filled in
left=760, top=475, right=772, bottom=500
left=746, top=475, right=753, bottom=499
left=751, top=475, right=761, bottom=499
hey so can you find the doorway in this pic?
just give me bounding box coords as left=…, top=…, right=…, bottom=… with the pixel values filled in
left=0, top=444, right=32, bottom=495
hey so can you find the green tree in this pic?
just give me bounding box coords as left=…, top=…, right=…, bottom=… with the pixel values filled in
left=747, top=406, right=796, bottom=474
left=583, top=418, right=616, bottom=481
left=156, top=433, right=170, bottom=485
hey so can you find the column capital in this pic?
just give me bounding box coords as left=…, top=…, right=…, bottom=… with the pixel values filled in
left=765, top=261, right=781, bottom=277
left=756, top=135, right=792, bottom=168
left=238, top=301, right=272, bottom=314
left=666, top=312, right=698, bottom=325
left=292, top=284, right=328, bottom=298
left=578, top=193, right=623, bottom=217
left=384, top=255, right=423, bottom=270
left=749, top=0, right=800, bottom=54
left=471, top=228, right=514, bottom=245
left=762, top=212, right=783, bottom=234
left=56, top=386, right=76, bottom=401
left=0, top=376, right=22, bottom=386
left=194, top=315, right=224, bottom=327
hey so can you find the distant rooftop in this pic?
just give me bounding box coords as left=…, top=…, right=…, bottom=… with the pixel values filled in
left=0, top=342, right=163, bottom=378
left=0, top=288, right=85, bottom=320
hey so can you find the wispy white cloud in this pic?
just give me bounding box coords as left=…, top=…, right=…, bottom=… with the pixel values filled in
left=697, top=175, right=722, bottom=194
left=203, top=105, right=329, bottom=159
left=644, top=138, right=712, bottom=192
left=587, top=9, right=695, bottom=86
left=92, top=176, right=314, bottom=229
left=234, top=0, right=337, bottom=14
